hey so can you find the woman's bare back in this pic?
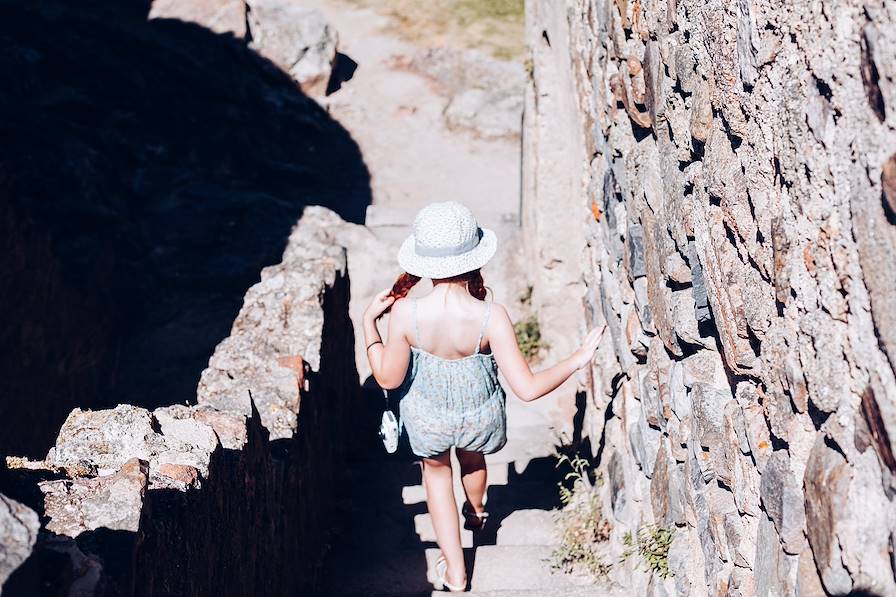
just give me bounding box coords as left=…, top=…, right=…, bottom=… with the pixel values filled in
left=409, top=288, right=493, bottom=359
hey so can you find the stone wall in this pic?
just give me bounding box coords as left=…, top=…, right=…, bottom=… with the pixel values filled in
left=1, top=208, right=358, bottom=596
left=524, top=1, right=896, bottom=595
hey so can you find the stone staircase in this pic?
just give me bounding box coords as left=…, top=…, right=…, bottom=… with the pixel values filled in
left=319, top=384, right=622, bottom=596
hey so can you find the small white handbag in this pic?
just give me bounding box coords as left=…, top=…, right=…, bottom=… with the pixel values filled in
left=378, top=389, right=400, bottom=454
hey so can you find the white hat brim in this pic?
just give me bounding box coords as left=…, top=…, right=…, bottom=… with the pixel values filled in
left=397, top=228, right=498, bottom=279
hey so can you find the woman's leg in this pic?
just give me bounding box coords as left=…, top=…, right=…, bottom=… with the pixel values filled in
left=422, top=452, right=466, bottom=586
left=456, top=448, right=487, bottom=514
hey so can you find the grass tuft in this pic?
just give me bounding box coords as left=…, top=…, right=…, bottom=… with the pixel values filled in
left=621, top=524, right=675, bottom=579
left=551, top=454, right=611, bottom=579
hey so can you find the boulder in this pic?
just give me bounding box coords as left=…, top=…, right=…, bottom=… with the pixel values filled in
left=41, top=458, right=148, bottom=538
left=247, top=1, right=338, bottom=96
left=48, top=404, right=220, bottom=481
left=0, top=493, right=39, bottom=586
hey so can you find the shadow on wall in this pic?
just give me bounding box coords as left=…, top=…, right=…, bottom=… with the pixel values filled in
left=0, top=0, right=371, bottom=457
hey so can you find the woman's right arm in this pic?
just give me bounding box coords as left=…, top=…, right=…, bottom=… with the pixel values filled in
left=489, top=305, right=604, bottom=402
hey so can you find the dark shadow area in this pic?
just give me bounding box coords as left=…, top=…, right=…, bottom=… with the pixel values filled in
left=326, top=52, right=359, bottom=95
left=316, top=375, right=431, bottom=596
left=0, top=0, right=371, bottom=457
left=5, top=267, right=361, bottom=596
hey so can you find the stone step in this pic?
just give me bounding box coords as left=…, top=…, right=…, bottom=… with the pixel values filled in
left=469, top=545, right=594, bottom=592
left=494, top=508, right=559, bottom=546
left=485, top=424, right=561, bottom=468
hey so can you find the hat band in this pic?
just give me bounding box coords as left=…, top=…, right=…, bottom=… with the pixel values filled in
left=415, top=228, right=482, bottom=258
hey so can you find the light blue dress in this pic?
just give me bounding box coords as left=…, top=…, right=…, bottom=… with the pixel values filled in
left=396, top=299, right=507, bottom=458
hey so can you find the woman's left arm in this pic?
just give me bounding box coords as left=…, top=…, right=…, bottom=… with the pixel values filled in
left=363, top=290, right=412, bottom=389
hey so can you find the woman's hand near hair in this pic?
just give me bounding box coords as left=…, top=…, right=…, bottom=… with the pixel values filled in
left=363, top=289, right=411, bottom=390
left=363, top=289, right=395, bottom=323
left=489, top=306, right=605, bottom=402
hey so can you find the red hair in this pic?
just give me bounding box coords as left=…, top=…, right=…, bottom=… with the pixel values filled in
left=388, top=270, right=487, bottom=301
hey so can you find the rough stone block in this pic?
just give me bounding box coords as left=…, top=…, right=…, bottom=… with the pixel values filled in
left=41, top=458, right=148, bottom=538
left=760, top=450, right=807, bottom=555
left=0, top=493, right=39, bottom=586
left=247, top=1, right=338, bottom=96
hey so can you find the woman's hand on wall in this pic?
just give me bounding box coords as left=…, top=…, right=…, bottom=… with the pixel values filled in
left=572, top=324, right=606, bottom=370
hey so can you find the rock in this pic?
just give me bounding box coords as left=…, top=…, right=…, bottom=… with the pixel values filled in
left=688, top=242, right=712, bottom=323
left=149, top=0, right=247, bottom=37
left=48, top=404, right=219, bottom=480
left=690, top=382, right=733, bottom=482
left=690, top=81, right=714, bottom=143
left=399, top=47, right=525, bottom=139
left=41, top=458, right=149, bottom=538
left=668, top=361, right=690, bottom=421
left=642, top=211, right=682, bottom=356
left=796, top=545, right=827, bottom=597
left=444, top=88, right=524, bottom=140
left=754, top=513, right=798, bottom=597
left=0, top=493, right=39, bottom=586
left=191, top=407, right=250, bottom=450
left=643, top=40, right=664, bottom=125
left=669, top=288, right=713, bottom=348
left=608, top=450, right=627, bottom=518
left=803, top=437, right=853, bottom=595
left=247, top=1, right=338, bottom=96
left=883, top=152, right=896, bottom=217
left=158, top=463, right=200, bottom=487
left=668, top=528, right=708, bottom=595
left=626, top=223, right=647, bottom=280
left=759, top=450, right=807, bottom=554
left=745, top=412, right=773, bottom=475
left=651, top=441, right=686, bottom=526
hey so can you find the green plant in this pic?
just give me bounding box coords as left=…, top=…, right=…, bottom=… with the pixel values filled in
left=621, top=524, right=675, bottom=579
left=550, top=454, right=611, bottom=578
left=514, top=316, right=547, bottom=359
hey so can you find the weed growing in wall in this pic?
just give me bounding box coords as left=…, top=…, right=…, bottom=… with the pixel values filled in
left=550, top=453, right=611, bottom=578
left=514, top=316, right=546, bottom=359
left=621, top=524, right=675, bottom=579
left=514, top=286, right=549, bottom=359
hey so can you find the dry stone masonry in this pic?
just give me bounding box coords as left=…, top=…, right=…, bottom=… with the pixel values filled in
left=0, top=209, right=357, bottom=596
left=524, top=1, right=896, bottom=595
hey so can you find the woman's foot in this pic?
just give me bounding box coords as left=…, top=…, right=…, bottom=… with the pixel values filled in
left=436, top=556, right=467, bottom=592
left=461, top=501, right=488, bottom=531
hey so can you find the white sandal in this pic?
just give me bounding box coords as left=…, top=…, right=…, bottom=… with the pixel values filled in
left=436, top=555, right=466, bottom=592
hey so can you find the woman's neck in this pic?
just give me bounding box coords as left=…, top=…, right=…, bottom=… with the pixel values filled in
left=431, top=280, right=467, bottom=294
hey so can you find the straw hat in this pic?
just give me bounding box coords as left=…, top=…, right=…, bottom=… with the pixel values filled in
left=397, top=202, right=497, bottom=279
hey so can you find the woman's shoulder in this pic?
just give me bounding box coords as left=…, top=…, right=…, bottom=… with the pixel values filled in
left=482, top=299, right=509, bottom=320
left=391, top=295, right=415, bottom=315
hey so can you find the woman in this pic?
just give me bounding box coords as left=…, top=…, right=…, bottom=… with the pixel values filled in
left=363, top=201, right=604, bottom=592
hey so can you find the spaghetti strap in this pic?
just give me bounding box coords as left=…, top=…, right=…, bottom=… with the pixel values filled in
left=473, top=302, right=492, bottom=355
left=413, top=298, right=422, bottom=349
